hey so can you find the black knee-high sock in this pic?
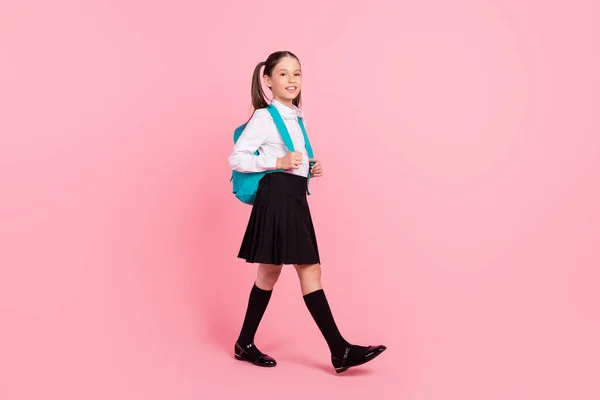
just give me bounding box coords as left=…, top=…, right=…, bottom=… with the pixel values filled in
left=237, top=283, right=273, bottom=346
left=303, top=289, right=350, bottom=356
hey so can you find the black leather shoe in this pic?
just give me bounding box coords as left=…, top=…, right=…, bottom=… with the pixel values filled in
left=234, top=342, right=277, bottom=367
left=331, top=345, right=387, bottom=374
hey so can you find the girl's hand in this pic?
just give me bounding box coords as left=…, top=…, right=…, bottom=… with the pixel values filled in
left=309, top=159, right=323, bottom=177
left=277, top=151, right=303, bottom=170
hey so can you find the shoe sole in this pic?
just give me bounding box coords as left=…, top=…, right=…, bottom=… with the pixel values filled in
left=234, top=354, right=277, bottom=367
left=335, top=347, right=387, bottom=374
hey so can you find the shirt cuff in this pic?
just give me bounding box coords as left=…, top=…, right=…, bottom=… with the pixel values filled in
left=257, top=155, right=278, bottom=171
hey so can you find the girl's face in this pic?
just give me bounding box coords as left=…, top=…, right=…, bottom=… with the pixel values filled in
left=265, top=56, right=302, bottom=106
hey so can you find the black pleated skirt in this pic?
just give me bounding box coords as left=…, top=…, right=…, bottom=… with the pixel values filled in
left=237, top=172, right=320, bottom=265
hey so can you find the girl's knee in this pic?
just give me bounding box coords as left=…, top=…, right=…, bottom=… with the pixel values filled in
left=256, top=264, right=283, bottom=288
left=294, top=263, right=322, bottom=277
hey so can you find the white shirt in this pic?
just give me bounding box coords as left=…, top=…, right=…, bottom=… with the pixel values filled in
left=228, top=99, right=310, bottom=178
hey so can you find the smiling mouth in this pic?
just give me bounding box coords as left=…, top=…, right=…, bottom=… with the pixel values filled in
left=286, top=86, right=297, bottom=92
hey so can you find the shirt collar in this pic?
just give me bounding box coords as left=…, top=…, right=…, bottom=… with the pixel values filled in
left=271, top=98, right=304, bottom=120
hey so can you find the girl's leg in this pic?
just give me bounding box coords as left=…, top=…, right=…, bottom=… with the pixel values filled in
left=237, top=263, right=282, bottom=346
left=235, top=264, right=282, bottom=367
left=295, top=263, right=387, bottom=373
left=294, top=263, right=349, bottom=356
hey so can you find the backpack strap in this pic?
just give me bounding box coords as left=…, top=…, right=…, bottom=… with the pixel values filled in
left=266, top=105, right=295, bottom=152
left=297, top=117, right=316, bottom=194
left=266, top=104, right=315, bottom=195
left=297, top=118, right=314, bottom=159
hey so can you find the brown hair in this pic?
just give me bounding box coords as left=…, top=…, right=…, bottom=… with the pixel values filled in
left=251, top=51, right=302, bottom=111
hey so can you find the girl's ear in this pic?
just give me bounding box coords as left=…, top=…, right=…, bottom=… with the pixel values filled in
left=263, top=74, right=272, bottom=88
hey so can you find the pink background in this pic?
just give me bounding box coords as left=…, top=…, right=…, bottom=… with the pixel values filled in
left=1, top=1, right=599, bottom=399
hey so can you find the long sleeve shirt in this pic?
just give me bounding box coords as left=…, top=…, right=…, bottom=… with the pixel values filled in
left=228, top=99, right=310, bottom=178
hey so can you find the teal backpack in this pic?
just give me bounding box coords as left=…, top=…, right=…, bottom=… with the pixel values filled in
left=231, top=104, right=314, bottom=205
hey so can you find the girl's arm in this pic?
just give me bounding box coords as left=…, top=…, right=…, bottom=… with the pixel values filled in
left=228, top=109, right=278, bottom=173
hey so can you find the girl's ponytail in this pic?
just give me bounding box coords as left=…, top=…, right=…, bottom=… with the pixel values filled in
left=251, top=61, right=269, bottom=111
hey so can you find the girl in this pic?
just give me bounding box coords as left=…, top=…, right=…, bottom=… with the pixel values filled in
left=228, top=51, right=386, bottom=374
